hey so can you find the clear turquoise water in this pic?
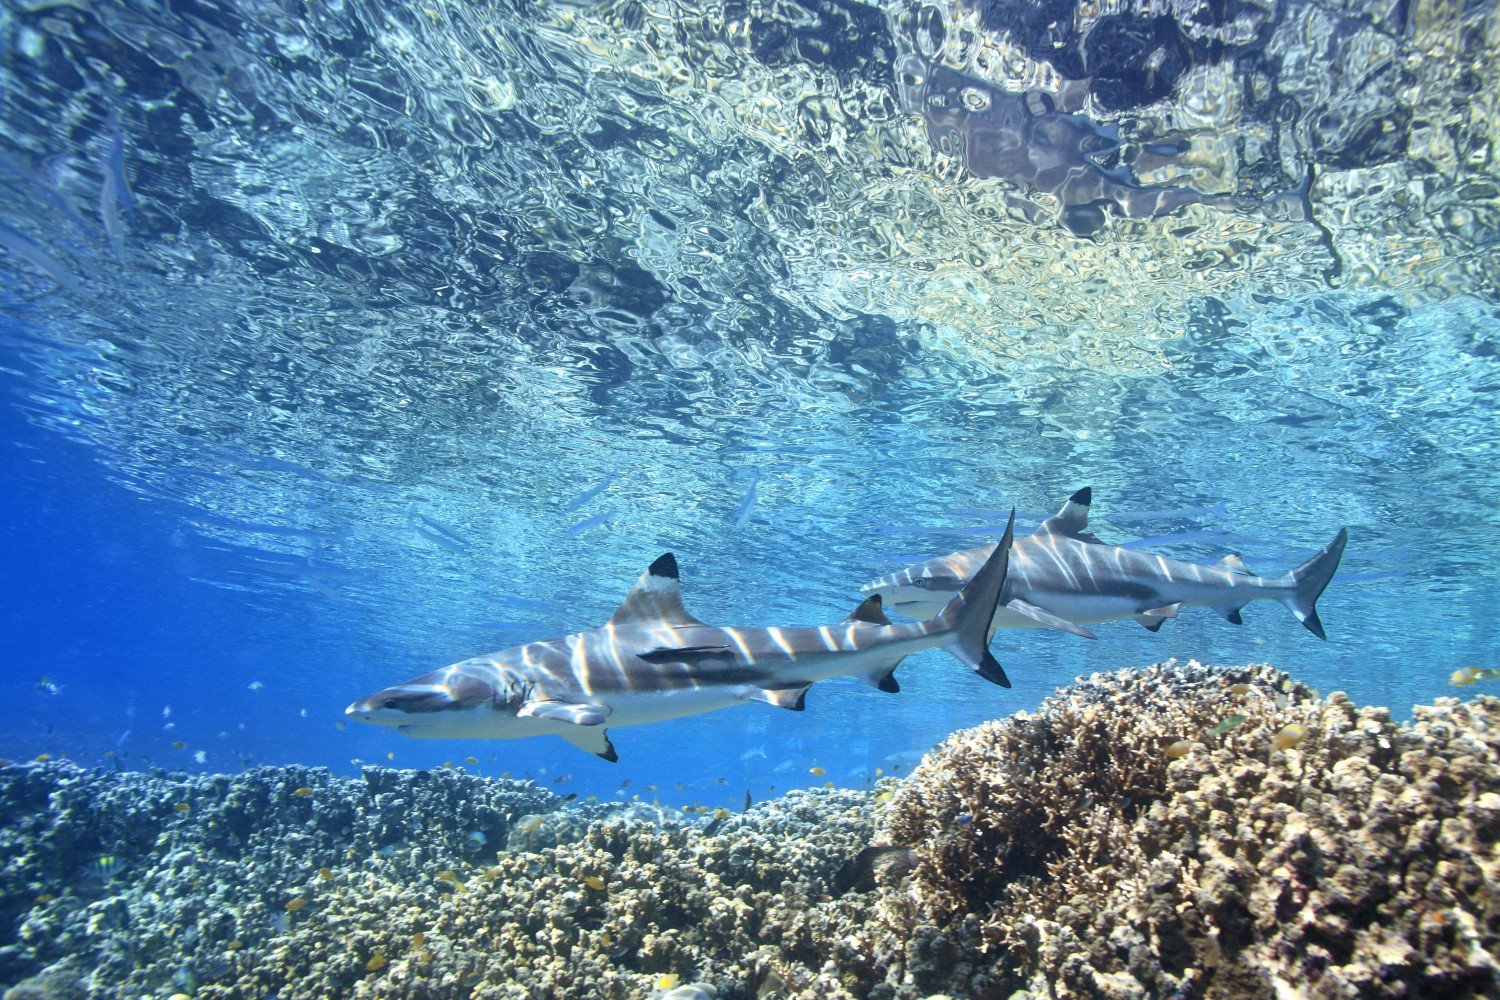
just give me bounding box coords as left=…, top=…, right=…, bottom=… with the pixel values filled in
left=2, top=0, right=1497, bottom=810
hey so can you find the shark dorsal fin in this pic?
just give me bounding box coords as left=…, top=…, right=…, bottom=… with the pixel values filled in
left=845, top=595, right=891, bottom=626
left=1036, top=487, right=1092, bottom=537
left=607, top=553, right=708, bottom=628
left=1216, top=553, right=1255, bottom=576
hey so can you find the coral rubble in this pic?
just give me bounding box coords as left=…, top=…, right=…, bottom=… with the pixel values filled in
left=1, top=662, right=1496, bottom=999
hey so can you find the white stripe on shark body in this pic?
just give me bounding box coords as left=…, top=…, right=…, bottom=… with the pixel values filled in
left=346, top=513, right=1018, bottom=761
left=862, top=487, right=1347, bottom=641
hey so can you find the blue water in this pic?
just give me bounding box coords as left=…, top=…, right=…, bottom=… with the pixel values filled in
left=2, top=0, right=1497, bottom=812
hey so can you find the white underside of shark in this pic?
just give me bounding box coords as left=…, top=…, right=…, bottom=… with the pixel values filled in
left=863, top=488, right=1347, bottom=641
left=347, top=514, right=1017, bottom=760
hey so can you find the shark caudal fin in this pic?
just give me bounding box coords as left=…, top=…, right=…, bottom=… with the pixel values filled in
left=933, top=510, right=1016, bottom=687
left=1278, top=528, right=1348, bottom=639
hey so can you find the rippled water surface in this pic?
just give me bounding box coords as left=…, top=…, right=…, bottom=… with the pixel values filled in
left=2, top=0, right=1497, bottom=798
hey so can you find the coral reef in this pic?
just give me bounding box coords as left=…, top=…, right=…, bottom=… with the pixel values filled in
left=879, top=661, right=1500, bottom=998
left=2, top=662, right=1496, bottom=999
left=0, top=762, right=878, bottom=999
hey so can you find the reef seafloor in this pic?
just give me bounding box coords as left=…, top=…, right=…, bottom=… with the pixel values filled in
left=1, top=662, right=1497, bottom=1000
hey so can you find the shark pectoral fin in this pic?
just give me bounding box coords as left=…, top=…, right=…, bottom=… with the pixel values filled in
left=636, top=644, right=733, bottom=665
left=518, top=700, right=610, bottom=726
left=744, top=685, right=810, bottom=711
left=555, top=725, right=618, bottom=762
left=856, top=664, right=901, bottom=693
left=845, top=595, right=891, bottom=626
left=1005, top=598, right=1098, bottom=639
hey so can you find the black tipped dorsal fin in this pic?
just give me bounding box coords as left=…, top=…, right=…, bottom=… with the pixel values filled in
left=845, top=595, right=891, bottom=626
left=1037, top=487, right=1092, bottom=537
left=607, top=553, right=707, bottom=628
left=1215, top=553, right=1256, bottom=576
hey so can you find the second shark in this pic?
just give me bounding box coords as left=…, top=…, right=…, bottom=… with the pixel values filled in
left=864, top=488, right=1347, bottom=640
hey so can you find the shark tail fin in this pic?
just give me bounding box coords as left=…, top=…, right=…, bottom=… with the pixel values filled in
left=933, top=510, right=1015, bottom=688
left=1278, top=528, right=1348, bottom=640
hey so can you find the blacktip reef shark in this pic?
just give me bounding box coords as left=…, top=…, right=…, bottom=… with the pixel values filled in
left=863, top=488, right=1348, bottom=641
left=346, top=514, right=1018, bottom=761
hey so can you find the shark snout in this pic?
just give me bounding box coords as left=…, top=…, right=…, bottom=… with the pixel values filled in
left=344, top=696, right=403, bottom=727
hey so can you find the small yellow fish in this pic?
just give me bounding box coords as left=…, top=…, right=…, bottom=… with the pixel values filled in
left=713, top=807, right=730, bottom=820
left=174, top=802, right=191, bottom=813
left=34, top=754, right=51, bottom=763
left=874, top=767, right=883, bottom=777
left=1211, top=714, right=1247, bottom=735
left=517, top=816, right=544, bottom=834
left=336, top=721, right=348, bottom=730
left=413, top=931, right=426, bottom=948
left=1164, top=739, right=1193, bottom=760
left=877, top=791, right=892, bottom=802
left=172, top=742, right=187, bottom=750
left=387, top=752, right=395, bottom=761
left=227, top=939, right=243, bottom=950
left=285, top=898, right=306, bottom=912
left=34, top=893, right=54, bottom=904
left=466, top=756, right=479, bottom=765
left=582, top=875, right=606, bottom=891
left=1229, top=683, right=1252, bottom=695
left=366, top=952, right=387, bottom=972
left=318, top=867, right=333, bottom=882
left=103, top=751, right=116, bottom=759
left=808, top=766, right=826, bottom=776
left=442, top=761, right=454, bottom=769
left=1450, top=666, right=1500, bottom=687
left=600, top=930, right=613, bottom=947
left=292, top=787, right=314, bottom=797
left=501, top=771, right=512, bottom=779
left=483, top=867, right=501, bottom=881
left=1271, top=724, right=1310, bottom=751
left=657, top=974, right=680, bottom=990
left=436, top=870, right=457, bottom=882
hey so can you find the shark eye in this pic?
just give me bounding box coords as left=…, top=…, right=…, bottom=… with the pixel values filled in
left=382, top=699, right=399, bottom=710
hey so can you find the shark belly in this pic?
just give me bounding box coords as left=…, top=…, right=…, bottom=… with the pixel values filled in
left=1007, top=590, right=1149, bottom=626
left=398, top=706, right=557, bottom=740
left=597, top=685, right=750, bottom=728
